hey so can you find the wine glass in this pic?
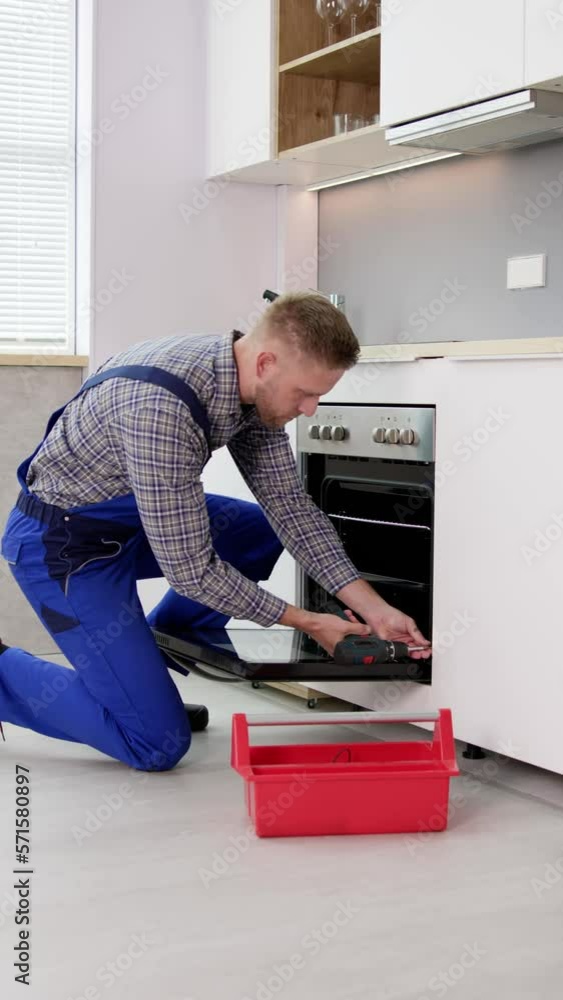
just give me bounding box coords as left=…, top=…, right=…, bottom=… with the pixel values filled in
left=342, top=0, right=371, bottom=36
left=315, top=0, right=346, bottom=47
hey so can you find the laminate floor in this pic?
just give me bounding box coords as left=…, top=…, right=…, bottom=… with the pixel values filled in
left=1, top=657, right=562, bottom=1000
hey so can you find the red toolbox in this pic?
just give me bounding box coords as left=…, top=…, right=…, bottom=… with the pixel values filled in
left=231, top=709, right=460, bottom=838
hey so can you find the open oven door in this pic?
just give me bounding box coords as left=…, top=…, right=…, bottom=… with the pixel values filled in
left=152, top=624, right=431, bottom=684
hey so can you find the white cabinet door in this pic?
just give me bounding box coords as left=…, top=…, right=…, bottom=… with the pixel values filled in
left=305, top=357, right=563, bottom=775
left=381, top=0, right=526, bottom=126
left=525, top=0, right=563, bottom=87
left=206, top=0, right=276, bottom=178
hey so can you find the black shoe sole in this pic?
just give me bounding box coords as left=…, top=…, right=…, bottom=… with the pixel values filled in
left=184, top=704, right=209, bottom=732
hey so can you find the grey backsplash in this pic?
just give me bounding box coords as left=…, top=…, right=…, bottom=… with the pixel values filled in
left=318, top=137, right=563, bottom=345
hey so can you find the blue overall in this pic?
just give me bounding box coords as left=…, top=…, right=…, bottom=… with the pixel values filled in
left=0, top=366, right=283, bottom=770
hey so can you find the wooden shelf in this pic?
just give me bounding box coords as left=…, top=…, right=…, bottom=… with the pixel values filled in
left=279, top=28, right=381, bottom=87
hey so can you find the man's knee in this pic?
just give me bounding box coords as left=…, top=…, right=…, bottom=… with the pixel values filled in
left=131, top=717, right=192, bottom=772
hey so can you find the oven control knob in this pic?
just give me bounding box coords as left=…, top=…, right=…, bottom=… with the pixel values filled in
left=319, top=425, right=333, bottom=441
left=399, top=427, right=417, bottom=445
left=385, top=427, right=400, bottom=445
left=307, top=424, right=320, bottom=440
left=372, top=427, right=386, bottom=444
left=330, top=425, right=347, bottom=441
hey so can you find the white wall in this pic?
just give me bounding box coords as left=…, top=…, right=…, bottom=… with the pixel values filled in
left=90, top=0, right=278, bottom=370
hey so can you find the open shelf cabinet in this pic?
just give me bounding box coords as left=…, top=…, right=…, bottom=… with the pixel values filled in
left=277, top=0, right=382, bottom=155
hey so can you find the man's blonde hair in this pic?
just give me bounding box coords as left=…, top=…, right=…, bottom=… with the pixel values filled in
left=253, top=292, right=360, bottom=370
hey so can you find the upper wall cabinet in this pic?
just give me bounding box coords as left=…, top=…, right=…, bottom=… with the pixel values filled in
left=525, top=0, right=563, bottom=90
left=206, top=0, right=275, bottom=180
left=380, top=0, right=525, bottom=126
left=205, top=0, right=454, bottom=186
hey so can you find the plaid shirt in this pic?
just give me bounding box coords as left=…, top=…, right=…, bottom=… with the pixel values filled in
left=26, top=331, right=361, bottom=626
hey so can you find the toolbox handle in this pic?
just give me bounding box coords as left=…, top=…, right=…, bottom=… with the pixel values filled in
left=231, top=710, right=457, bottom=776
left=243, top=711, right=439, bottom=726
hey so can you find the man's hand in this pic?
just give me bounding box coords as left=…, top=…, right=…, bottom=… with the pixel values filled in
left=336, top=579, right=431, bottom=659
left=277, top=604, right=371, bottom=657
left=341, top=606, right=431, bottom=659
left=306, top=612, right=371, bottom=657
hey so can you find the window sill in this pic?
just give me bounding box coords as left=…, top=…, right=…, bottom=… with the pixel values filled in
left=0, top=355, right=89, bottom=367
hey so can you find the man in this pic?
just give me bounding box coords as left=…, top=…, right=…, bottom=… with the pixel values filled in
left=0, top=293, right=430, bottom=770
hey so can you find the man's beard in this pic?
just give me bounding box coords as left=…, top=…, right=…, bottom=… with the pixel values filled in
left=254, top=383, right=288, bottom=429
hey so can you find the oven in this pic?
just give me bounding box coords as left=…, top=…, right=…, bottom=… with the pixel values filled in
left=297, top=403, right=435, bottom=684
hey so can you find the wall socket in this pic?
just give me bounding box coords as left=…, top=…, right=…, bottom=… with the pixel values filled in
left=507, top=254, right=547, bottom=290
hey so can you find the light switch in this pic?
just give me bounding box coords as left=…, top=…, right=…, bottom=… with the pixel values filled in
left=507, top=254, right=546, bottom=289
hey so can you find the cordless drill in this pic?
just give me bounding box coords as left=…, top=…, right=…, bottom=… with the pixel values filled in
left=322, top=601, right=428, bottom=665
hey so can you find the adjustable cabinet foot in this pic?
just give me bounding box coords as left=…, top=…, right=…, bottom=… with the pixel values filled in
left=251, top=681, right=262, bottom=690
left=463, top=742, right=487, bottom=759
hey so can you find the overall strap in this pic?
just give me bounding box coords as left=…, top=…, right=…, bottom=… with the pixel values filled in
left=78, top=365, right=212, bottom=455
left=17, top=364, right=212, bottom=493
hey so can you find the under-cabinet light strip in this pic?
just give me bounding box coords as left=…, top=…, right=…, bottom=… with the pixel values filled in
left=306, top=152, right=462, bottom=191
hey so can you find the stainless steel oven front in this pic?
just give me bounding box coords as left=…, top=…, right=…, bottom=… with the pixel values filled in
left=297, top=403, right=435, bottom=684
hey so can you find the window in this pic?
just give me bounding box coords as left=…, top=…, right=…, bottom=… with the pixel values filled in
left=0, top=0, right=76, bottom=354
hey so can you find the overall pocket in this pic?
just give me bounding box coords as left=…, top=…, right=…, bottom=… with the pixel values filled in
left=1, top=535, right=23, bottom=566
left=42, top=511, right=138, bottom=594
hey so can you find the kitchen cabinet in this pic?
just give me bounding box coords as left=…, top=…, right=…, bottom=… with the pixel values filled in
left=525, top=0, right=563, bottom=91
left=206, top=0, right=275, bottom=180
left=380, top=0, right=525, bottom=126
left=298, top=354, right=563, bottom=776
left=205, top=0, right=452, bottom=186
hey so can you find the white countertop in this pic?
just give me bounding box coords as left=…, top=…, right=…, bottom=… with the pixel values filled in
left=359, top=335, right=563, bottom=362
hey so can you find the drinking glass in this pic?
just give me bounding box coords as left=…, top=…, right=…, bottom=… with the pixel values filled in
left=342, top=0, right=371, bottom=37
left=315, top=0, right=347, bottom=46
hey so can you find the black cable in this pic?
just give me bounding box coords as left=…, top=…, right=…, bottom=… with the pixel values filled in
left=164, top=649, right=246, bottom=684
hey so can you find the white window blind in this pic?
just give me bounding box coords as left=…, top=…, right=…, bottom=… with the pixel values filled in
left=0, top=0, right=75, bottom=353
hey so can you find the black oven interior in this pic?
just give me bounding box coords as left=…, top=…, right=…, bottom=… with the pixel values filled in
left=301, top=453, right=434, bottom=670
